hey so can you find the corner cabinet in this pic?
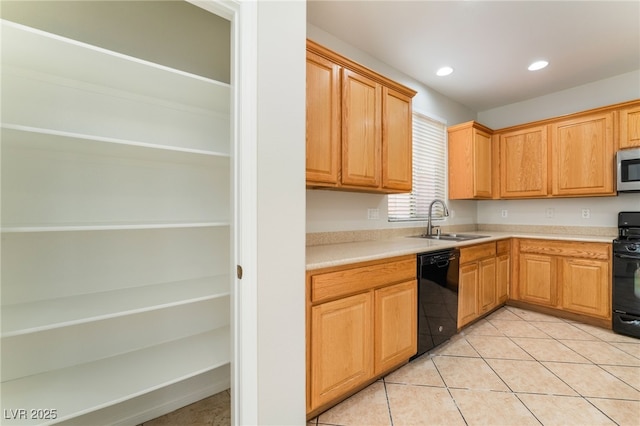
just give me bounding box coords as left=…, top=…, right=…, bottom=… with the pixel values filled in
left=458, top=240, right=510, bottom=329
left=306, top=40, right=416, bottom=194
left=447, top=121, right=493, bottom=199
left=511, top=239, right=612, bottom=327
left=1, top=10, right=233, bottom=425
left=306, top=255, right=416, bottom=419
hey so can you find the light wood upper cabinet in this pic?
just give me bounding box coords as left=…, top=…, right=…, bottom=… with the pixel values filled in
left=382, top=88, right=413, bottom=191
left=341, top=68, right=382, bottom=188
left=620, top=104, right=640, bottom=149
left=499, top=125, right=549, bottom=198
left=306, top=40, right=416, bottom=194
left=551, top=111, right=615, bottom=196
left=448, top=121, right=493, bottom=199
left=306, top=51, right=341, bottom=185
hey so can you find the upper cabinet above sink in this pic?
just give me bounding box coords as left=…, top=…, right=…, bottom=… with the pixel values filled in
left=306, top=40, right=417, bottom=194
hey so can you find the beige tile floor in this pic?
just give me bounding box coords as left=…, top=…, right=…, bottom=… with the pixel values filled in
left=142, top=306, right=639, bottom=426
left=310, top=306, right=640, bottom=426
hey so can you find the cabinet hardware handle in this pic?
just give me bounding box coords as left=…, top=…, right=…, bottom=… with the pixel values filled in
left=237, top=265, right=243, bottom=279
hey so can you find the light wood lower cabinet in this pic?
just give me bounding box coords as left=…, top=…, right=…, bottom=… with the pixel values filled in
left=518, top=252, right=557, bottom=306
left=310, top=292, right=373, bottom=410
left=374, top=280, right=417, bottom=374
left=458, top=240, right=510, bottom=328
left=560, top=257, right=610, bottom=318
left=511, top=239, right=612, bottom=326
left=306, top=255, right=417, bottom=418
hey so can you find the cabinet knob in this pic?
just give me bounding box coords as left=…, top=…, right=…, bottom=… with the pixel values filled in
left=237, top=265, right=243, bottom=279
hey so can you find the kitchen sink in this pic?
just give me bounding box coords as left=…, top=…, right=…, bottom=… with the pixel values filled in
left=409, top=233, right=490, bottom=241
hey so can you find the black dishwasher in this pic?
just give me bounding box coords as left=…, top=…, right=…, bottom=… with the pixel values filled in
left=411, top=248, right=460, bottom=360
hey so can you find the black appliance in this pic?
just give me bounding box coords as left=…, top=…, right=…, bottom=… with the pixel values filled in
left=612, top=211, right=640, bottom=338
left=412, top=248, right=460, bottom=360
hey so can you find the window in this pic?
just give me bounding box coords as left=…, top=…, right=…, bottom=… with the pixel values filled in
left=388, top=111, right=447, bottom=221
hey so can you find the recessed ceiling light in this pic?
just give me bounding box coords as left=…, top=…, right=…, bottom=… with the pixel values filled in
left=528, top=60, right=549, bottom=71
left=436, top=66, right=453, bottom=76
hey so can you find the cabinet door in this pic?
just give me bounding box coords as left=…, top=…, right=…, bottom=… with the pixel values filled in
left=560, top=258, right=611, bottom=319
left=473, top=128, right=493, bottom=198
left=496, top=253, right=510, bottom=304
left=306, top=51, right=341, bottom=185
left=499, top=126, right=548, bottom=198
left=382, top=87, right=412, bottom=192
left=448, top=124, right=492, bottom=199
left=551, top=112, right=615, bottom=196
left=374, top=280, right=417, bottom=374
left=620, top=105, right=640, bottom=149
left=478, top=257, right=497, bottom=313
left=310, top=292, right=373, bottom=410
left=519, top=253, right=556, bottom=306
left=458, top=263, right=479, bottom=328
left=341, top=68, right=381, bottom=188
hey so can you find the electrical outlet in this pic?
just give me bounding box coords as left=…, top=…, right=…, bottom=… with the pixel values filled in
left=501, top=209, right=508, bottom=218
left=581, top=208, right=590, bottom=219
left=546, top=208, right=554, bottom=218
left=367, top=208, right=379, bottom=220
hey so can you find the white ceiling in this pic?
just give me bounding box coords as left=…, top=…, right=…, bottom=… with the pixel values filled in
left=307, top=1, right=640, bottom=112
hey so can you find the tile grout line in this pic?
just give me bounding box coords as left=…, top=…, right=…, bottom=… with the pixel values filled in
left=382, top=378, right=394, bottom=426
left=429, top=352, right=470, bottom=425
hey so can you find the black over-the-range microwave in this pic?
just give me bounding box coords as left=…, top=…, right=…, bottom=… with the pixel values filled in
left=617, top=147, right=640, bottom=192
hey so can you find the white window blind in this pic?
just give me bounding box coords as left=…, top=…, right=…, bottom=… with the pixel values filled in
left=388, top=112, right=447, bottom=221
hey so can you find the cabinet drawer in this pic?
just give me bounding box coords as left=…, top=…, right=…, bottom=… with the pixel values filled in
left=310, top=256, right=416, bottom=303
left=518, top=239, right=610, bottom=260
left=460, top=242, right=496, bottom=264
left=496, top=239, right=511, bottom=254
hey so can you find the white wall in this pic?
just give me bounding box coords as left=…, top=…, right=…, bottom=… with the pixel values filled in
left=478, top=70, right=640, bottom=129
left=306, top=24, right=477, bottom=233
left=476, top=70, right=640, bottom=228
left=256, top=1, right=306, bottom=424
left=477, top=194, right=639, bottom=229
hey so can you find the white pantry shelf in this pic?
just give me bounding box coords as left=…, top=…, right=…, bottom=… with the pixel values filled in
left=0, top=221, right=229, bottom=234
left=0, top=19, right=230, bottom=113
left=1, top=124, right=231, bottom=161
left=1, top=275, right=230, bottom=337
left=0, top=328, right=230, bottom=425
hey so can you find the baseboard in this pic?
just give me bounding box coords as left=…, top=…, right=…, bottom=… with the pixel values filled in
left=57, top=365, right=231, bottom=426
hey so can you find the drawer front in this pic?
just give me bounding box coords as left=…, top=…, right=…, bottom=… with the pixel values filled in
left=311, top=257, right=416, bottom=303
left=460, top=242, right=496, bottom=264
left=518, top=239, right=610, bottom=260
left=496, top=239, right=511, bottom=254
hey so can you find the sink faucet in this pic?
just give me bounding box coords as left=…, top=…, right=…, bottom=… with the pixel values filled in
left=427, top=199, right=450, bottom=236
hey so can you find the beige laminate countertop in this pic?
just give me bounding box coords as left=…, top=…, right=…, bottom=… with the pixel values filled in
left=306, top=231, right=615, bottom=270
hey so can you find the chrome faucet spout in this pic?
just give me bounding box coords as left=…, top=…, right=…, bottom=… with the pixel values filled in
left=427, top=199, right=450, bottom=236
